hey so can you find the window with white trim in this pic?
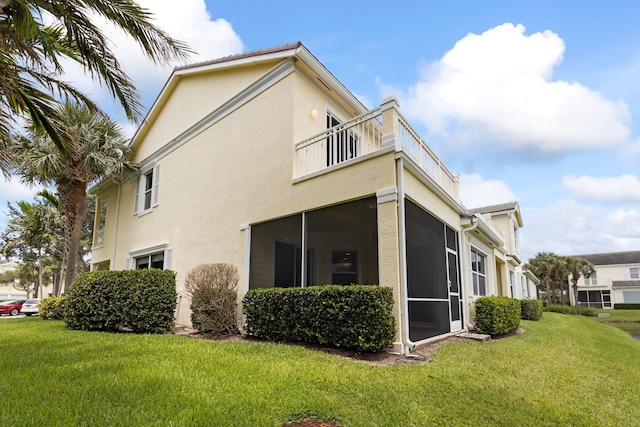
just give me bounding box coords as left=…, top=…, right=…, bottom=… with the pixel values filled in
left=94, top=199, right=107, bottom=248
left=471, top=249, right=487, bottom=296
left=584, top=270, right=597, bottom=285
left=127, top=245, right=172, bottom=271
left=630, top=267, right=640, bottom=279
left=135, top=252, right=165, bottom=270
left=134, top=164, right=160, bottom=214
left=509, top=270, right=515, bottom=298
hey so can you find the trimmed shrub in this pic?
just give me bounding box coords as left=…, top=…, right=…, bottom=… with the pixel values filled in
left=39, top=296, right=67, bottom=320
left=520, top=299, right=543, bottom=321
left=65, top=270, right=177, bottom=333
left=243, top=285, right=395, bottom=353
left=185, top=263, right=238, bottom=335
left=544, top=304, right=597, bottom=317
left=614, top=303, right=640, bottom=310
left=474, top=296, right=521, bottom=336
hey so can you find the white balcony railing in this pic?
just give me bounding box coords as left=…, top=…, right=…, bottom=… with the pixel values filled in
left=396, top=115, right=458, bottom=197
left=295, top=108, right=383, bottom=177
left=294, top=99, right=459, bottom=201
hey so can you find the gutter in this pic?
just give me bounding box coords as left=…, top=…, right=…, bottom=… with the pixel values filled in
left=461, top=216, right=479, bottom=330
left=396, top=157, right=416, bottom=351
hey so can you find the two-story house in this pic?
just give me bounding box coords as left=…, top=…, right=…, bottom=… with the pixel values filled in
left=569, top=251, right=640, bottom=308
left=90, top=42, right=535, bottom=353
left=469, top=203, right=539, bottom=300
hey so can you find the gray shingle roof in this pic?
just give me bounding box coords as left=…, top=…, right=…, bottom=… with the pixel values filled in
left=173, top=42, right=302, bottom=72
left=571, top=251, right=640, bottom=266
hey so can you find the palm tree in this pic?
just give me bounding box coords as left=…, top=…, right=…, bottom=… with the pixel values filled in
left=1, top=196, right=60, bottom=297
left=13, top=100, right=137, bottom=292
left=525, top=252, right=561, bottom=304
left=565, top=256, right=595, bottom=307
left=0, top=0, right=192, bottom=164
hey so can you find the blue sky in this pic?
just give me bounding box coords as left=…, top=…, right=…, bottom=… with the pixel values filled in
left=2, top=0, right=639, bottom=261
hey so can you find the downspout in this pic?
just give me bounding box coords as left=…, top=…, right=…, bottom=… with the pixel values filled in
left=461, top=216, right=479, bottom=330
left=396, top=157, right=416, bottom=351
left=111, top=180, right=121, bottom=269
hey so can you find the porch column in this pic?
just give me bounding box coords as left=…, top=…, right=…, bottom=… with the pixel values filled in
left=380, top=96, right=401, bottom=151
left=376, top=187, right=404, bottom=353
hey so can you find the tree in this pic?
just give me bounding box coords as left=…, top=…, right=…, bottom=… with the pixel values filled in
left=0, top=193, right=61, bottom=296
left=13, top=101, right=137, bottom=292
left=525, top=252, right=562, bottom=304
left=565, top=256, right=595, bottom=307
left=0, top=0, right=192, bottom=164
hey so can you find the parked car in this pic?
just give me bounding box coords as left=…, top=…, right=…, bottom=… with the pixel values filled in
left=0, top=300, right=27, bottom=316
left=20, top=298, right=40, bottom=316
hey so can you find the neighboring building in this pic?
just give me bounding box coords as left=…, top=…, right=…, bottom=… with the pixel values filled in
left=468, top=203, right=539, bottom=300
left=90, top=42, right=535, bottom=352
left=569, top=251, right=640, bottom=309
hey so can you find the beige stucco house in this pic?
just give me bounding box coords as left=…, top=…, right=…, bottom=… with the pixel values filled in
left=469, top=203, right=539, bottom=300
left=90, top=43, right=535, bottom=352
left=568, top=251, right=640, bottom=308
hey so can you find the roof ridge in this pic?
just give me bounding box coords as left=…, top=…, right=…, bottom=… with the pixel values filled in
left=173, top=41, right=302, bottom=72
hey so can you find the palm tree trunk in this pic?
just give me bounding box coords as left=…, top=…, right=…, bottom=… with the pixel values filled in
left=63, top=183, right=88, bottom=293
left=545, top=277, right=552, bottom=304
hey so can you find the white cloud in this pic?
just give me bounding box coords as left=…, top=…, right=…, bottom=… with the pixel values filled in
left=459, top=173, right=517, bottom=209
left=0, top=178, right=43, bottom=201
left=563, top=174, right=640, bottom=203
left=385, top=23, right=632, bottom=159
left=522, top=199, right=640, bottom=261
left=61, top=0, right=244, bottom=110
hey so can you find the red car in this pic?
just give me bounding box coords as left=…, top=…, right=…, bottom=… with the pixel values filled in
left=0, top=300, right=27, bottom=316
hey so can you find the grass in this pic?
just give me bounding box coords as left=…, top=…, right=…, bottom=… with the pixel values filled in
left=1, top=314, right=640, bottom=426
left=593, top=308, right=640, bottom=337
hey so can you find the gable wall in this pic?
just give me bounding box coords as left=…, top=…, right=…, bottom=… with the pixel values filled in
left=134, top=62, right=278, bottom=160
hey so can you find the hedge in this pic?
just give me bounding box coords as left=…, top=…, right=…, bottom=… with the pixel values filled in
left=520, top=299, right=543, bottom=321
left=243, top=285, right=395, bottom=353
left=474, top=296, right=521, bottom=335
left=545, top=304, right=596, bottom=317
left=614, top=303, right=640, bottom=310
left=39, top=296, right=67, bottom=320
left=65, top=270, right=177, bottom=333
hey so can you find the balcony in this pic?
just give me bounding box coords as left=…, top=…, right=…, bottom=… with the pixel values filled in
left=294, top=97, right=459, bottom=199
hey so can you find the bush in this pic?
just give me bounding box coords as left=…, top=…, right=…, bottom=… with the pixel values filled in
left=544, top=304, right=596, bottom=317
left=39, top=296, right=66, bottom=320
left=474, top=296, right=521, bottom=336
left=185, top=263, right=238, bottom=335
left=65, top=270, right=177, bottom=333
left=614, top=304, right=640, bottom=310
left=520, top=299, right=543, bottom=321
left=243, top=285, right=395, bottom=353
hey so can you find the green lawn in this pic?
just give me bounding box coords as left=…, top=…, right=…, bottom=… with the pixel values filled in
left=593, top=308, right=640, bottom=337
left=1, top=314, right=640, bottom=426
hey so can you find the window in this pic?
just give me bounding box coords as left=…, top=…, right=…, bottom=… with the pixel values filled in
left=521, top=276, right=527, bottom=298
left=630, top=267, right=640, bottom=279
left=135, top=165, right=160, bottom=214
left=471, top=249, right=487, bottom=296
left=509, top=270, right=515, bottom=298
left=127, top=245, right=171, bottom=270
left=135, top=252, right=164, bottom=270
left=326, top=110, right=360, bottom=167
left=584, top=270, right=597, bottom=285
left=94, top=199, right=107, bottom=247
